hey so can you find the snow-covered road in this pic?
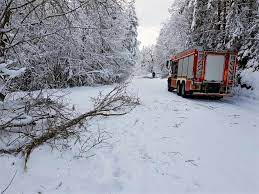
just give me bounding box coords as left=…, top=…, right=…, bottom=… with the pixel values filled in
left=1, top=78, right=259, bottom=194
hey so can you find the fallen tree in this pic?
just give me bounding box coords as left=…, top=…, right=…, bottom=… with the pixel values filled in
left=0, top=84, right=139, bottom=169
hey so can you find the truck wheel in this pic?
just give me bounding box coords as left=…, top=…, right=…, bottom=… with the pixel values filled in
left=177, top=82, right=182, bottom=96
left=181, top=82, right=186, bottom=97
left=214, top=96, right=223, bottom=100
left=168, top=78, right=173, bottom=92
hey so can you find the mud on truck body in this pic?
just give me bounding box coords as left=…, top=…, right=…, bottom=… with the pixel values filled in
left=167, top=48, right=238, bottom=98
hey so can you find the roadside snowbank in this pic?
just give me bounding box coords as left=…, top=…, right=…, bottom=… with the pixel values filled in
left=238, top=67, right=259, bottom=100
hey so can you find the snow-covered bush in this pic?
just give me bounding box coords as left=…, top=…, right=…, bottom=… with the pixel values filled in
left=237, top=59, right=259, bottom=99
left=0, top=59, right=26, bottom=99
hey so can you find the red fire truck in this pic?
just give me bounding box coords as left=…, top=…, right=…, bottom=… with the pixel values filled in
left=167, top=48, right=238, bottom=98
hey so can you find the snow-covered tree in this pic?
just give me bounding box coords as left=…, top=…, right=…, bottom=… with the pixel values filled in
left=152, top=0, right=190, bottom=73
left=226, top=0, right=258, bottom=67
left=138, top=46, right=156, bottom=74
left=0, top=59, right=25, bottom=100
left=124, top=0, right=139, bottom=59
left=0, top=0, right=139, bottom=91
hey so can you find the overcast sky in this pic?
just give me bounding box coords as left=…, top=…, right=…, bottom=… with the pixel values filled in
left=135, top=0, right=173, bottom=48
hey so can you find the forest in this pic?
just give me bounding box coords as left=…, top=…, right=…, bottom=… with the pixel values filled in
left=0, top=0, right=138, bottom=92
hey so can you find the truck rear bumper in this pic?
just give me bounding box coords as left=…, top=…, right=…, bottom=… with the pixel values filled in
left=191, top=82, right=233, bottom=97
left=192, top=92, right=231, bottom=97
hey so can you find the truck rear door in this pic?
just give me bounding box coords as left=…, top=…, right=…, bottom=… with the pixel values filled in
left=205, top=55, right=225, bottom=82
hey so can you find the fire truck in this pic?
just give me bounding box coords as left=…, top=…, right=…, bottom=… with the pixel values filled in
left=167, top=48, right=238, bottom=98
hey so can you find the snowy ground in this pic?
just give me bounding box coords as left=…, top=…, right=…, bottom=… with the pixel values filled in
left=1, top=78, right=259, bottom=194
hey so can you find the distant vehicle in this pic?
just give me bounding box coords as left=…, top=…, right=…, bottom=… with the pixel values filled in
left=167, top=48, right=238, bottom=98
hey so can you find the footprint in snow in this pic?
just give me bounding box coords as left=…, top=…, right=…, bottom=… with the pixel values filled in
left=173, top=122, right=183, bottom=128
left=139, top=148, right=152, bottom=161
left=228, top=114, right=241, bottom=118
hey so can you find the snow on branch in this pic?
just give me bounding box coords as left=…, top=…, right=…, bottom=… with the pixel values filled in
left=0, top=60, right=26, bottom=78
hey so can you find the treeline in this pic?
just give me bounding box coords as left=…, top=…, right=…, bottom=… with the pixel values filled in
left=0, top=0, right=138, bottom=92
left=140, top=0, right=258, bottom=78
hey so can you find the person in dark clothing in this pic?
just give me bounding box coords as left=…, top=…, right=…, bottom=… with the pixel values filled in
left=152, top=71, right=156, bottom=78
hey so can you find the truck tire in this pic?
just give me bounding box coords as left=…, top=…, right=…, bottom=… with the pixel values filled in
left=181, top=82, right=186, bottom=97
left=168, top=78, right=173, bottom=92
left=214, top=96, right=223, bottom=100
left=177, top=82, right=182, bottom=96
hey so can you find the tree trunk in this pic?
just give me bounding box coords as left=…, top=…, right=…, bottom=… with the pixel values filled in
left=217, top=0, right=222, bottom=31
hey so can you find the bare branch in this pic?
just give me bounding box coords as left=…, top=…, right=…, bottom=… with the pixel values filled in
left=1, top=170, right=17, bottom=194
left=0, top=84, right=139, bottom=170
